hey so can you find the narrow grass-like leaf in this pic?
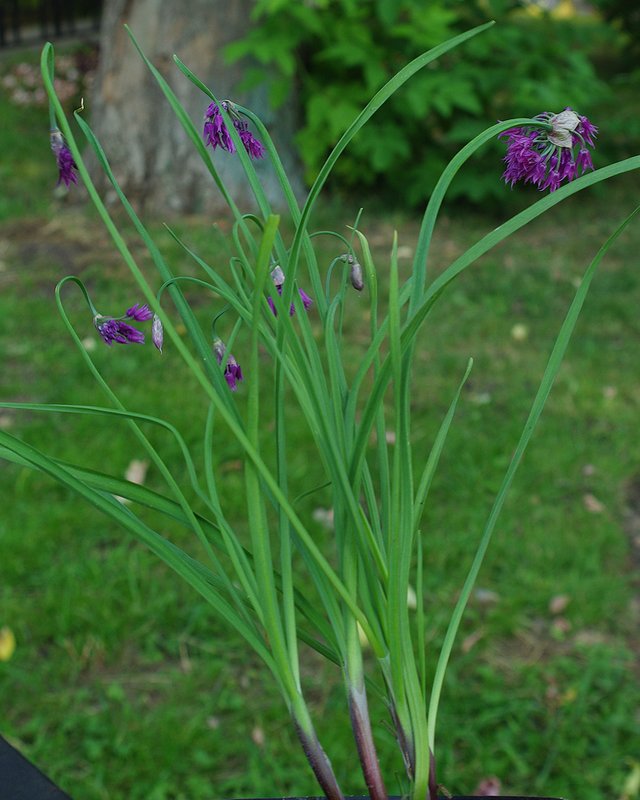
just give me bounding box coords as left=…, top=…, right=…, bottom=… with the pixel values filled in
left=171, top=55, right=290, bottom=269
left=426, top=203, right=640, bottom=754
left=387, top=230, right=407, bottom=709
left=124, top=28, right=241, bottom=221
left=46, top=103, right=359, bottom=626
left=349, top=156, right=640, bottom=496
left=287, top=22, right=495, bottom=280
left=412, top=358, right=473, bottom=534
left=74, top=112, right=238, bottom=406
left=237, top=105, right=327, bottom=316
left=0, top=401, right=201, bottom=493
left=409, top=118, right=546, bottom=311
left=244, top=214, right=296, bottom=697
left=41, top=46, right=228, bottom=411
left=0, top=429, right=275, bottom=668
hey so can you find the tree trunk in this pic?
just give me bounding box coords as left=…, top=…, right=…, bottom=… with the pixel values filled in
left=88, top=0, right=304, bottom=217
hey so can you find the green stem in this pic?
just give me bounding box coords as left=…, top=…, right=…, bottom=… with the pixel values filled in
left=348, top=676, right=388, bottom=800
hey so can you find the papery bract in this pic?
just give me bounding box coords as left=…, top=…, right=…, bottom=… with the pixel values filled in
left=151, top=314, right=164, bottom=353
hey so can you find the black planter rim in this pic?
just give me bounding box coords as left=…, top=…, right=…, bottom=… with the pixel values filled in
left=229, top=796, right=566, bottom=800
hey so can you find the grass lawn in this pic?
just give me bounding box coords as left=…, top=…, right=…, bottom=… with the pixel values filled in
left=1, top=46, right=640, bottom=800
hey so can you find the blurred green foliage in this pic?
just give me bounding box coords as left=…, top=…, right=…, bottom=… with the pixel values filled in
left=594, top=0, right=640, bottom=62
left=227, top=0, right=636, bottom=209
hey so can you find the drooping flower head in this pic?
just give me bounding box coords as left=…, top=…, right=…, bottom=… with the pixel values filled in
left=500, top=108, right=597, bottom=192
left=203, top=101, right=265, bottom=160
left=267, top=266, right=313, bottom=317
left=213, top=337, right=244, bottom=391
left=94, top=317, right=145, bottom=346
left=93, top=302, right=153, bottom=346
left=50, top=129, right=78, bottom=188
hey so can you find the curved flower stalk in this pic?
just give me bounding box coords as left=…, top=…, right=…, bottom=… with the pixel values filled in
left=6, top=23, right=636, bottom=800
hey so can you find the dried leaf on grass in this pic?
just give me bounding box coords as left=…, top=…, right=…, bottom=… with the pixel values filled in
left=549, top=594, right=570, bottom=615
left=0, top=627, right=16, bottom=661
left=583, top=493, right=605, bottom=513
left=115, top=459, right=149, bottom=505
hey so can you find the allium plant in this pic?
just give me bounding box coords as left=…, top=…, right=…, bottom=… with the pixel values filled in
left=1, top=21, right=639, bottom=800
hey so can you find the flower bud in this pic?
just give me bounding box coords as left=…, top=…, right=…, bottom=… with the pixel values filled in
left=213, top=337, right=243, bottom=391
left=349, top=258, right=364, bottom=291
left=152, top=314, right=164, bottom=353
left=270, top=265, right=286, bottom=287
left=213, top=337, right=225, bottom=361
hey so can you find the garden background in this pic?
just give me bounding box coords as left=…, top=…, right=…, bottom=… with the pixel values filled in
left=1, top=1, right=639, bottom=799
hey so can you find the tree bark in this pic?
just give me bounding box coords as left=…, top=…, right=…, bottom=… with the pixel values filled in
left=88, top=0, right=303, bottom=217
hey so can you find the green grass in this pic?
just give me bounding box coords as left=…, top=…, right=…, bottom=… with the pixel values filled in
left=1, top=50, right=640, bottom=800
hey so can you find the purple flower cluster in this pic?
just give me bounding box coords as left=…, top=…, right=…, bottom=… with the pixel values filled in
left=94, top=303, right=153, bottom=346
left=267, top=265, right=313, bottom=317
left=500, top=108, right=597, bottom=192
left=268, top=285, right=314, bottom=317
left=50, top=129, right=78, bottom=188
left=126, top=303, right=154, bottom=321
left=213, top=337, right=244, bottom=391
left=87, top=271, right=314, bottom=392
left=203, top=101, right=265, bottom=159
left=208, top=267, right=313, bottom=391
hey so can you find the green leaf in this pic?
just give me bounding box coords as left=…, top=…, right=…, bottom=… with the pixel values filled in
left=427, top=202, right=640, bottom=753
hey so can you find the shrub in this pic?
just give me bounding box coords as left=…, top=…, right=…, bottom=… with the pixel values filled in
left=227, top=0, right=619, bottom=208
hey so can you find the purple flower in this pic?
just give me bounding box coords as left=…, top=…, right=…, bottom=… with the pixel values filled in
left=126, top=303, right=153, bottom=321
left=204, top=102, right=235, bottom=152
left=203, top=101, right=264, bottom=160
left=237, top=121, right=265, bottom=159
left=267, top=266, right=313, bottom=317
left=500, top=107, right=597, bottom=192
left=578, top=115, right=597, bottom=147
left=94, top=317, right=145, bottom=346
left=93, top=301, right=154, bottom=346
left=213, top=337, right=244, bottom=391
left=50, top=129, right=78, bottom=188
left=298, top=288, right=313, bottom=311
left=223, top=360, right=244, bottom=391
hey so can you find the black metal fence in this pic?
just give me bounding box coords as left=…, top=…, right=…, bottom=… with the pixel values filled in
left=0, top=1, right=103, bottom=48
